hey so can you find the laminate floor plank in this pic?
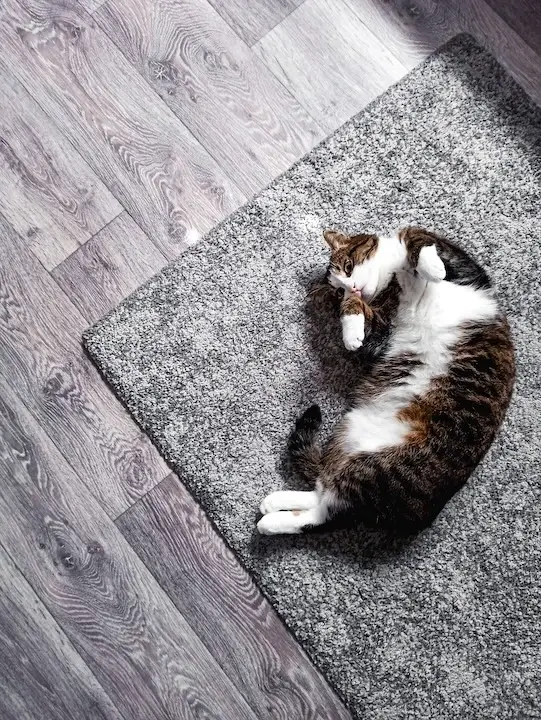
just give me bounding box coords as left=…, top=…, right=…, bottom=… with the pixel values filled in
left=0, top=379, right=258, bottom=720
left=52, top=212, right=167, bottom=323
left=253, top=0, right=409, bottom=134
left=0, top=0, right=245, bottom=260
left=344, top=0, right=541, bottom=105
left=205, top=0, right=305, bottom=47
left=0, top=213, right=169, bottom=517
left=483, top=0, right=541, bottom=56
left=117, top=473, right=351, bottom=720
left=0, top=544, right=124, bottom=720
left=0, top=61, right=122, bottom=270
left=79, top=0, right=107, bottom=14
left=94, top=0, right=322, bottom=198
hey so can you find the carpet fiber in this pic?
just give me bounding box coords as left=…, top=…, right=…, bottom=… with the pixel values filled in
left=84, top=36, right=541, bottom=720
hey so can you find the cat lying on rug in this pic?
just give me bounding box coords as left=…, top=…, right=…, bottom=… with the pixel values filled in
left=257, top=227, right=515, bottom=535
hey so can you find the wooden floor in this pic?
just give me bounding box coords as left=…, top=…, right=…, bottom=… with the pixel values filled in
left=1, top=1, right=540, bottom=717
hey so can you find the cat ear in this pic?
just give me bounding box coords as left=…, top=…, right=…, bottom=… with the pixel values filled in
left=323, top=230, right=349, bottom=250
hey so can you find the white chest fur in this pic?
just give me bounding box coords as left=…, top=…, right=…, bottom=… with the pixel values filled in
left=341, top=277, right=498, bottom=454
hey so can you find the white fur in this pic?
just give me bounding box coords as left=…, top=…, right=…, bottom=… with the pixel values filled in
left=257, top=487, right=336, bottom=534
left=417, top=244, right=446, bottom=281
left=260, top=490, right=319, bottom=514
left=352, top=233, right=407, bottom=299
left=257, top=508, right=324, bottom=534
left=341, top=313, right=365, bottom=351
left=330, top=232, right=407, bottom=300
left=342, top=245, right=498, bottom=454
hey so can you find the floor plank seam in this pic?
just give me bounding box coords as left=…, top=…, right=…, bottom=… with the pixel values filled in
left=245, top=0, right=309, bottom=47
left=49, top=208, right=125, bottom=273
left=112, top=470, right=173, bottom=524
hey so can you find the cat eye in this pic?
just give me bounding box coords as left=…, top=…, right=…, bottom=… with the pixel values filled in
left=344, top=259, right=353, bottom=276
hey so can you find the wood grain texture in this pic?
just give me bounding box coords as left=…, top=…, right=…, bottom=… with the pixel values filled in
left=0, top=380, right=258, bottom=720
left=205, top=0, right=305, bottom=46
left=253, top=0, right=409, bottom=133
left=94, top=0, right=322, bottom=198
left=0, top=213, right=168, bottom=517
left=52, top=212, right=167, bottom=322
left=483, top=0, right=541, bottom=56
left=0, top=61, right=121, bottom=270
left=117, top=474, right=351, bottom=720
left=343, top=0, right=541, bottom=105
left=0, top=0, right=245, bottom=260
left=78, top=0, right=107, bottom=15
left=0, top=544, right=123, bottom=720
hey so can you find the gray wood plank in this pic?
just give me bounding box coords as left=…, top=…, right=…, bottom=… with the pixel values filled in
left=117, top=473, right=351, bottom=720
left=0, top=544, right=124, bottom=720
left=253, top=0, right=409, bottom=134
left=0, top=61, right=122, bottom=270
left=0, top=379, right=258, bottom=720
left=341, top=0, right=440, bottom=68
left=205, top=0, right=305, bottom=47
left=483, top=0, right=541, bottom=56
left=78, top=0, right=107, bottom=15
left=343, top=0, right=541, bottom=105
left=0, top=212, right=168, bottom=517
left=52, top=212, right=167, bottom=323
left=0, top=0, right=245, bottom=260
left=94, top=0, right=322, bottom=198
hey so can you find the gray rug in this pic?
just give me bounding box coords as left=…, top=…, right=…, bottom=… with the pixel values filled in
left=84, top=36, right=541, bottom=720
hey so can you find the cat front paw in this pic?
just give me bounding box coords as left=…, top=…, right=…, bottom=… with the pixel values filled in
left=417, top=244, right=446, bottom=282
left=341, top=314, right=365, bottom=351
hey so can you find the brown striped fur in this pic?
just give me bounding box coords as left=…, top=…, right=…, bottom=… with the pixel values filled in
left=324, top=229, right=379, bottom=276
left=340, top=294, right=374, bottom=320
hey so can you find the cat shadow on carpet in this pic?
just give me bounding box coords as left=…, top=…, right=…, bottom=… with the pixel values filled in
left=295, top=266, right=363, bottom=403
left=272, top=266, right=361, bottom=493
left=294, top=265, right=397, bottom=404
left=249, top=517, right=418, bottom=565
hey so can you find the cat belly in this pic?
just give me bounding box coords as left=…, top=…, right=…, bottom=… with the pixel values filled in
left=341, top=399, right=411, bottom=454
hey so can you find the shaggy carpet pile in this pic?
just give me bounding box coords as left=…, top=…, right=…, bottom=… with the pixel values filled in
left=85, top=36, right=541, bottom=719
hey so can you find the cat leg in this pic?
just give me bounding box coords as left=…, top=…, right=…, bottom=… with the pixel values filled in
left=400, top=227, right=446, bottom=281
left=340, top=295, right=365, bottom=351
left=260, top=490, right=319, bottom=514
left=416, top=244, right=446, bottom=282
left=257, top=488, right=339, bottom=535
left=257, top=503, right=329, bottom=535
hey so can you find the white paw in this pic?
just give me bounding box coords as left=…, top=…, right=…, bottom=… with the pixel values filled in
left=417, top=245, right=446, bottom=282
left=341, top=314, right=365, bottom=351
left=257, top=511, right=303, bottom=535
left=260, top=490, right=318, bottom=514
left=260, top=492, right=284, bottom=515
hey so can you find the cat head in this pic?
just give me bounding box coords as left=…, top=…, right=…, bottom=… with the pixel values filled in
left=324, top=230, right=403, bottom=301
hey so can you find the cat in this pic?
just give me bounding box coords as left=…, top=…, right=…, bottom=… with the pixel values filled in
left=257, top=227, right=515, bottom=535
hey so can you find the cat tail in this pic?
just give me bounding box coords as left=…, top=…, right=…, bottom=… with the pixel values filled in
left=288, top=404, right=322, bottom=483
